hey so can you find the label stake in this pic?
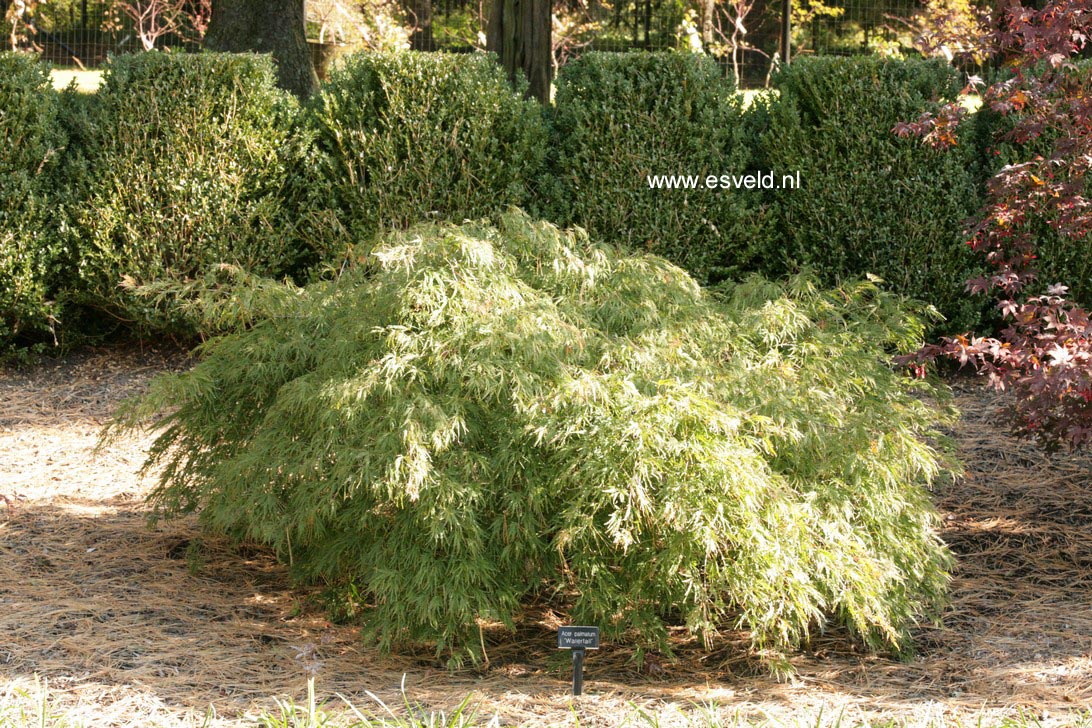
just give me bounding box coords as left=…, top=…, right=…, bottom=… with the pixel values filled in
left=572, top=648, right=585, bottom=695
left=557, top=626, right=599, bottom=697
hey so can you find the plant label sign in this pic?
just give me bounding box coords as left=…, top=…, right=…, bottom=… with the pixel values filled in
left=557, top=626, right=599, bottom=650
left=557, top=626, right=599, bottom=696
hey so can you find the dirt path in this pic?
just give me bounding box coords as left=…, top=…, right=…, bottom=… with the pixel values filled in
left=1, top=349, right=1090, bottom=727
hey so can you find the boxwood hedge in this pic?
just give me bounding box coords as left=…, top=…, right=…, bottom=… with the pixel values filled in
left=545, top=52, right=760, bottom=284
left=297, top=51, right=547, bottom=265
left=71, top=52, right=299, bottom=336
left=0, top=52, right=68, bottom=349
left=760, top=56, right=985, bottom=333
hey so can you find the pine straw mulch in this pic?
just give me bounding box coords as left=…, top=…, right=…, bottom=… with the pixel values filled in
left=1, top=347, right=1091, bottom=727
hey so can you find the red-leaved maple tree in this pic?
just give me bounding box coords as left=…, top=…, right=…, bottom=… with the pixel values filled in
left=895, top=0, right=1092, bottom=450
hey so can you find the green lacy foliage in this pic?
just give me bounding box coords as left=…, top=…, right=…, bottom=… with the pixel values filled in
left=546, top=52, right=759, bottom=284
left=760, top=57, right=985, bottom=333
left=972, top=60, right=1092, bottom=308
left=298, top=52, right=547, bottom=264
left=0, top=52, right=67, bottom=349
left=71, top=52, right=299, bottom=336
left=116, top=211, right=956, bottom=668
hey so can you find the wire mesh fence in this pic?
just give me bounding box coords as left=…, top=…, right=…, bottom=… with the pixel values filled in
left=804, top=0, right=926, bottom=57
left=3, top=0, right=202, bottom=68
left=418, top=0, right=956, bottom=87
left=5, top=0, right=940, bottom=85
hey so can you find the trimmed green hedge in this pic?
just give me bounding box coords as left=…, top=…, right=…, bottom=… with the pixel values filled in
left=299, top=51, right=547, bottom=264
left=545, top=52, right=759, bottom=284
left=760, top=57, right=985, bottom=332
left=71, top=52, right=299, bottom=335
left=0, top=52, right=67, bottom=349
left=14, top=50, right=1087, bottom=345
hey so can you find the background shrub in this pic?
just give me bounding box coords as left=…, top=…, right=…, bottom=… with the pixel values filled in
left=0, top=52, right=68, bottom=350
left=116, top=211, right=956, bottom=669
left=71, top=52, right=299, bottom=336
left=299, top=51, right=546, bottom=263
left=545, top=52, right=759, bottom=283
left=760, top=57, right=984, bottom=333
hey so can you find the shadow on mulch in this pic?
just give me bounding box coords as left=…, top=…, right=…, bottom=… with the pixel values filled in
left=1, top=348, right=1091, bottom=726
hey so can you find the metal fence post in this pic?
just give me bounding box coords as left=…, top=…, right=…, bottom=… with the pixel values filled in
left=781, top=0, right=791, bottom=66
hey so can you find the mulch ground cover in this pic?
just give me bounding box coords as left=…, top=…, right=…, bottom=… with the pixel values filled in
left=1, top=346, right=1090, bottom=727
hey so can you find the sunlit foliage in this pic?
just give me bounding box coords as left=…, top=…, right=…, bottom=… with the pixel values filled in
left=113, top=211, right=956, bottom=668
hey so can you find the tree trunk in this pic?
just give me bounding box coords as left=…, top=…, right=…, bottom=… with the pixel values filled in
left=204, top=0, right=317, bottom=99
left=487, top=0, right=551, bottom=105
left=407, top=0, right=434, bottom=51
left=700, top=0, right=714, bottom=47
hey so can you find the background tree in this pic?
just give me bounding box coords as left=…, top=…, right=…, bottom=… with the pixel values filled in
left=6, top=0, right=29, bottom=51
left=487, top=0, right=551, bottom=103
left=911, top=0, right=990, bottom=65
left=204, top=0, right=317, bottom=98
left=103, top=0, right=211, bottom=51
left=404, top=0, right=434, bottom=49
left=700, top=0, right=715, bottom=45
left=303, top=0, right=410, bottom=50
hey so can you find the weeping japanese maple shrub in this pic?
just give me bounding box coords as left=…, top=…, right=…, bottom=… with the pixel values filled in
left=114, top=211, right=957, bottom=668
